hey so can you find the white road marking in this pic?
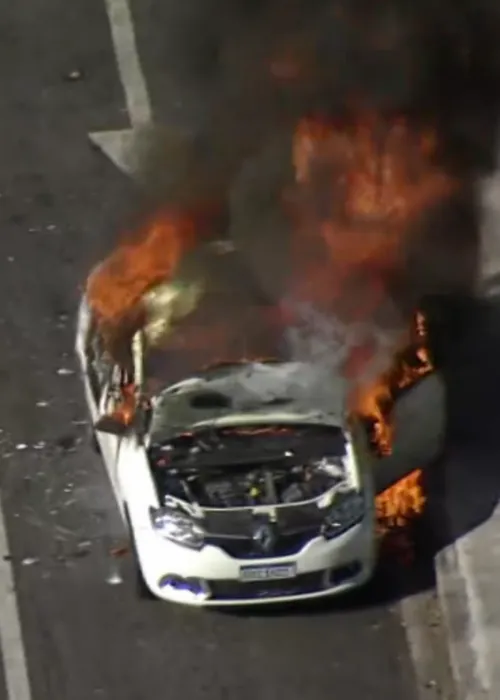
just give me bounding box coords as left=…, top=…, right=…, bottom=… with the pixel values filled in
left=90, top=0, right=160, bottom=179
left=103, top=0, right=152, bottom=125
left=0, top=503, right=33, bottom=700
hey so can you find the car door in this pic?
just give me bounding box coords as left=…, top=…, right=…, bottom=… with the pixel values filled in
left=96, top=378, right=122, bottom=486
left=372, top=372, right=446, bottom=494
left=85, top=326, right=122, bottom=488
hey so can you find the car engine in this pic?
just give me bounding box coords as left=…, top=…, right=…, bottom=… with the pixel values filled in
left=149, top=423, right=349, bottom=508
left=151, top=450, right=346, bottom=508
left=193, top=459, right=345, bottom=507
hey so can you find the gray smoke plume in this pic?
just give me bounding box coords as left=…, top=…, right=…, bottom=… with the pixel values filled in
left=283, top=299, right=404, bottom=390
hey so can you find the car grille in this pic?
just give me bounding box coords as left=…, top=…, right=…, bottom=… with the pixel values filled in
left=205, top=527, right=320, bottom=559
left=209, top=570, right=326, bottom=601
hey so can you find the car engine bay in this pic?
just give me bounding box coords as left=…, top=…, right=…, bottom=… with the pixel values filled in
left=148, top=425, right=348, bottom=508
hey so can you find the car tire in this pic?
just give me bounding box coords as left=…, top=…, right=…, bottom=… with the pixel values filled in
left=125, top=507, right=156, bottom=601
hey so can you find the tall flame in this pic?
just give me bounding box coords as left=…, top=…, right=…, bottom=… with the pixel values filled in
left=290, top=114, right=447, bottom=536
left=289, top=114, right=458, bottom=321
left=352, top=311, right=433, bottom=457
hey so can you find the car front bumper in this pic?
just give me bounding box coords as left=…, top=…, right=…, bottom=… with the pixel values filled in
left=133, top=515, right=377, bottom=606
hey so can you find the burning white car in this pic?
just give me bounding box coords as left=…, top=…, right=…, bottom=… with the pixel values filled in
left=75, top=297, right=378, bottom=606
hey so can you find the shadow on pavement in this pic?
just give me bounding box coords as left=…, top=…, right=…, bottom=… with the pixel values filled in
left=428, top=298, right=500, bottom=552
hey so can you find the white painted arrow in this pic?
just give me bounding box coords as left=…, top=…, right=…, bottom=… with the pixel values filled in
left=89, top=0, right=159, bottom=178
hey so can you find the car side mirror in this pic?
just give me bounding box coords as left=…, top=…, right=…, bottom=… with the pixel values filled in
left=94, top=412, right=131, bottom=436
left=94, top=401, right=150, bottom=439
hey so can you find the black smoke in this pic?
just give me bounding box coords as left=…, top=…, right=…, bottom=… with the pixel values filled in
left=139, top=0, right=500, bottom=179
left=127, top=0, right=500, bottom=372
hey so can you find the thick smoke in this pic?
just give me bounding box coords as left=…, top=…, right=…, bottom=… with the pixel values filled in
left=127, top=0, right=500, bottom=386
left=283, top=299, right=403, bottom=389
left=138, top=0, right=500, bottom=185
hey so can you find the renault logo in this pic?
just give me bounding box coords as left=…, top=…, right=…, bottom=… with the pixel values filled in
left=252, top=522, right=276, bottom=554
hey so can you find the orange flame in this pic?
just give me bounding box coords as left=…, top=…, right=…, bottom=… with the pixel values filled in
left=350, top=311, right=433, bottom=535
left=110, top=382, right=137, bottom=426
left=86, top=208, right=209, bottom=341
left=289, top=114, right=458, bottom=318
left=290, top=115, right=448, bottom=534
left=376, top=469, right=426, bottom=541
left=352, top=311, right=433, bottom=457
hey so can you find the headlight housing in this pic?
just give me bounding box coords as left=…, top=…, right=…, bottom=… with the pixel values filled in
left=149, top=506, right=205, bottom=550
left=321, top=489, right=365, bottom=540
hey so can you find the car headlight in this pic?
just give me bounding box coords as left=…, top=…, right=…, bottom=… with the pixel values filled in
left=321, top=489, right=365, bottom=540
left=149, top=506, right=205, bottom=550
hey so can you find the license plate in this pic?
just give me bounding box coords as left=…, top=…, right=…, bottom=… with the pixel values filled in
left=239, top=563, right=297, bottom=582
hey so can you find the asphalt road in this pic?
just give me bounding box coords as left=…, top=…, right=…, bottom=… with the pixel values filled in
left=0, top=1, right=454, bottom=699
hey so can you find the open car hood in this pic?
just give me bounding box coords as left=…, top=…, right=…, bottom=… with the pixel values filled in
left=148, top=360, right=348, bottom=443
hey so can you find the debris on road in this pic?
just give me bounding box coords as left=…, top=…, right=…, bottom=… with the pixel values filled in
left=106, top=569, right=123, bottom=586
left=21, top=557, right=40, bottom=567
left=64, top=69, right=84, bottom=81
left=57, top=367, right=74, bottom=376
left=55, top=434, right=79, bottom=453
